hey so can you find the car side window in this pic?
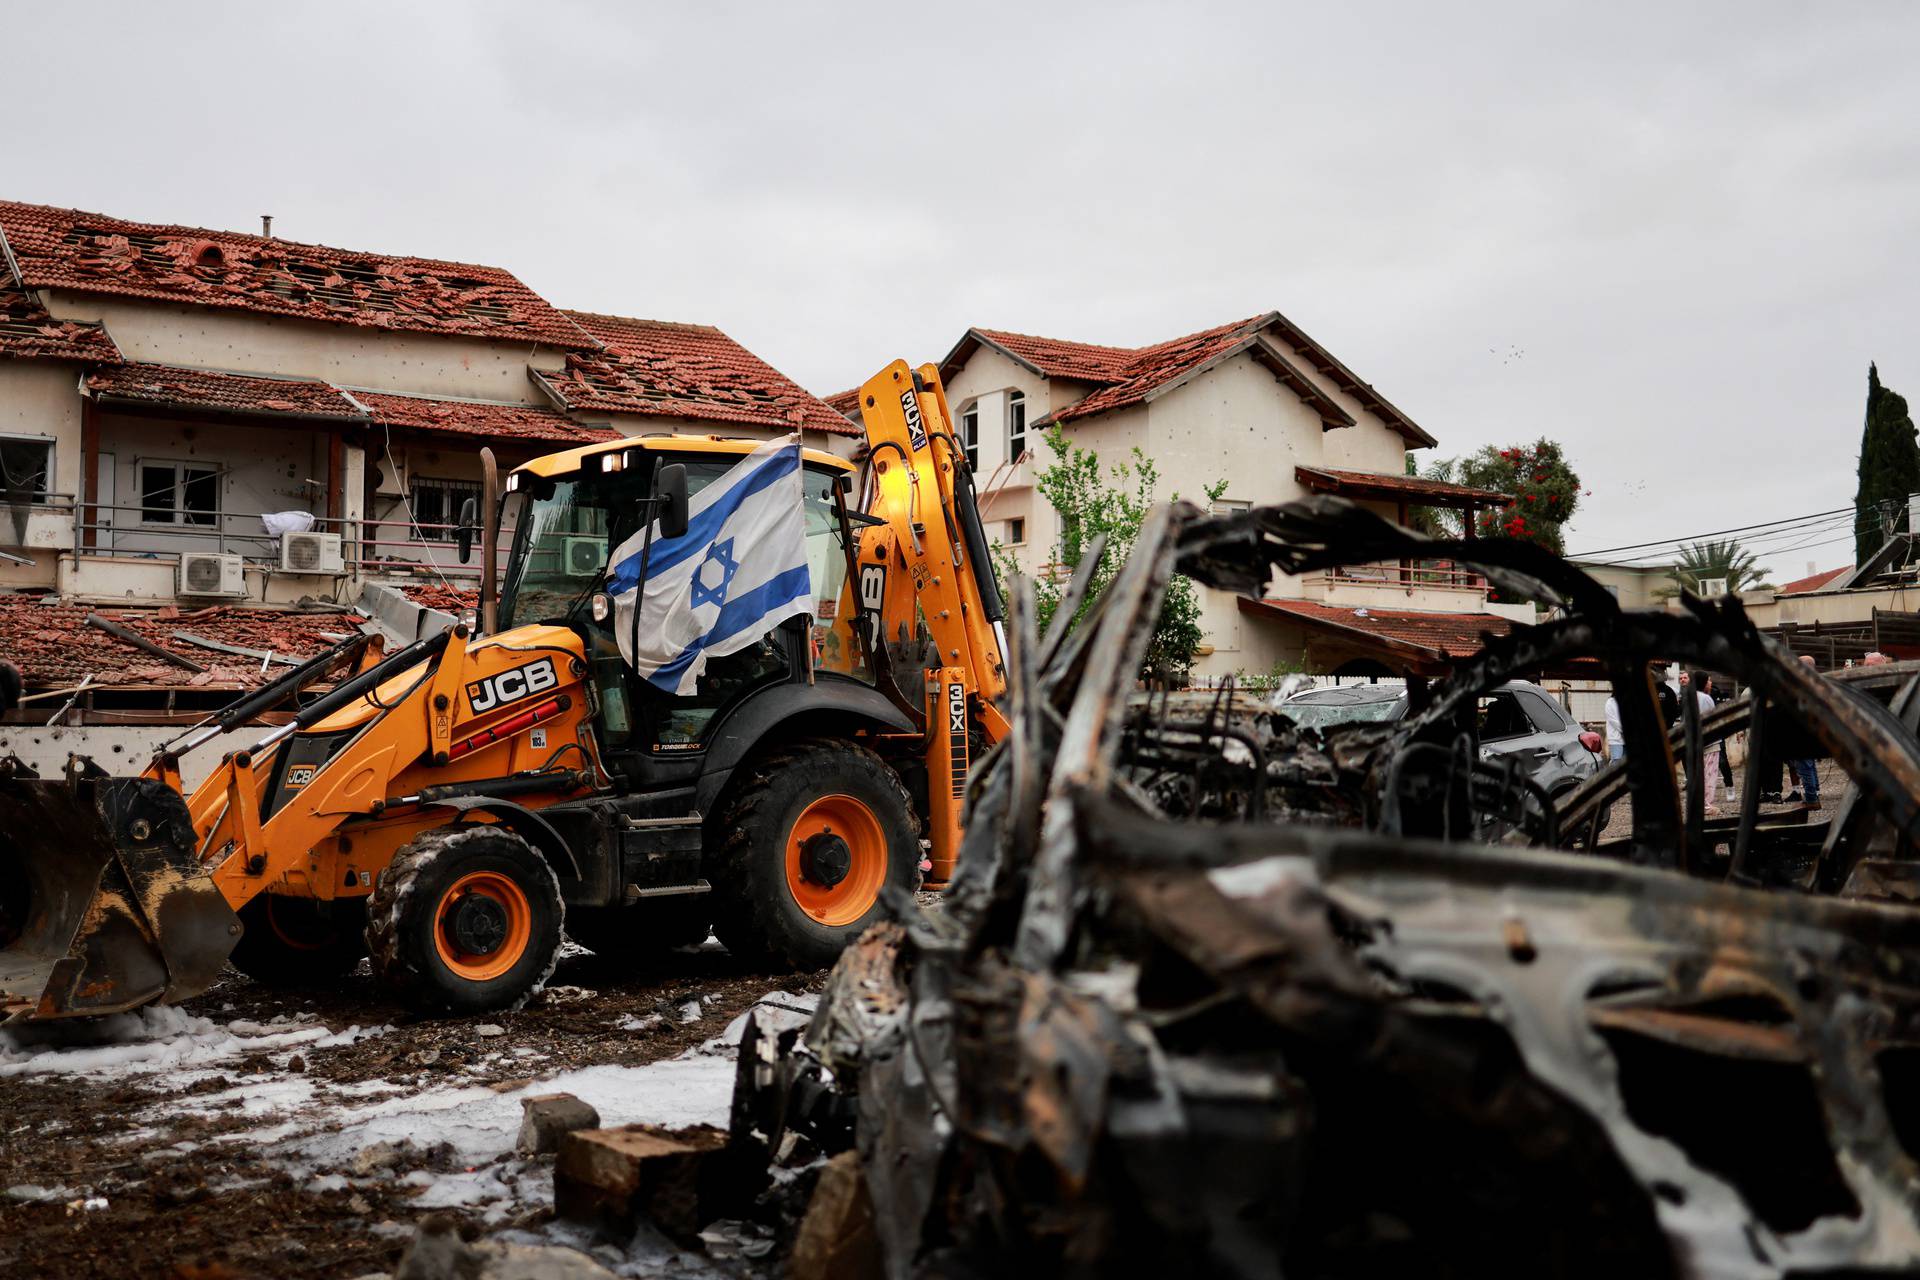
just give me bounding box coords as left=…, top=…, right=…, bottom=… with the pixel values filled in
left=1515, top=689, right=1568, bottom=734
left=1477, top=693, right=1534, bottom=742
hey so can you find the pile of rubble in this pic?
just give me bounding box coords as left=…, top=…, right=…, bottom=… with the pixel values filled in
left=711, top=499, right=1920, bottom=1278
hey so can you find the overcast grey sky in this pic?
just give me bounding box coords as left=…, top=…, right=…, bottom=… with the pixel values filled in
left=9, top=1, right=1917, bottom=577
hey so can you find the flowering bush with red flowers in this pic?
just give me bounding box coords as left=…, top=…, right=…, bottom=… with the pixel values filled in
left=1454, top=439, right=1583, bottom=554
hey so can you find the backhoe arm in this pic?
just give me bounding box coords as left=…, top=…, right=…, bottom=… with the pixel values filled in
left=853, top=361, right=1012, bottom=881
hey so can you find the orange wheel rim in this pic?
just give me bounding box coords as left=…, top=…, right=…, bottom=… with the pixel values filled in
left=784, top=794, right=888, bottom=928
left=433, top=871, right=532, bottom=981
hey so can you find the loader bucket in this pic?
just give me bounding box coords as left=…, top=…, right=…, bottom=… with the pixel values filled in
left=0, top=758, right=240, bottom=1021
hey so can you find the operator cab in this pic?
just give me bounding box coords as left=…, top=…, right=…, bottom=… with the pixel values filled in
left=495, top=439, right=878, bottom=789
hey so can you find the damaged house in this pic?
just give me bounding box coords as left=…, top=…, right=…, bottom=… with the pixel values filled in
left=836, top=313, right=1529, bottom=681
left=0, top=199, right=854, bottom=778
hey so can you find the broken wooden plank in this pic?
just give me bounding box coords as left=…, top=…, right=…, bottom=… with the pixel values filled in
left=83, top=613, right=205, bottom=673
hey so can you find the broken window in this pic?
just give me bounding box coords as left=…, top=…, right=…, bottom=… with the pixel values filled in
left=409, top=476, right=482, bottom=542
left=1007, top=391, right=1027, bottom=462
left=139, top=461, right=219, bottom=526
left=0, top=437, right=53, bottom=505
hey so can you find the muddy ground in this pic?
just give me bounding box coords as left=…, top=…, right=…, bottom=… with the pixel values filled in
left=0, top=942, right=822, bottom=1280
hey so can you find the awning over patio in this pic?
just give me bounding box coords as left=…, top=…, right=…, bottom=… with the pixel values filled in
left=1294, top=465, right=1504, bottom=511
left=1239, top=596, right=1520, bottom=677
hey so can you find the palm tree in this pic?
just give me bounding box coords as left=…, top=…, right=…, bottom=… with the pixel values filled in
left=1659, top=539, right=1774, bottom=600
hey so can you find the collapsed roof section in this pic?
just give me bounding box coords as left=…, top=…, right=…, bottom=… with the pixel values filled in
left=0, top=286, right=120, bottom=363
left=80, top=361, right=617, bottom=445
left=0, top=201, right=595, bottom=350
left=535, top=311, right=859, bottom=437
left=0, top=594, right=358, bottom=691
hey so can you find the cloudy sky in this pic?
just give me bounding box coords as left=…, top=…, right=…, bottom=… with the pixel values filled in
left=10, top=1, right=1917, bottom=578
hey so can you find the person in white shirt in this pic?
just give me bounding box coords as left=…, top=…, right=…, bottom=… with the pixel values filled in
left=1604, top=694, right=1624, bottom=762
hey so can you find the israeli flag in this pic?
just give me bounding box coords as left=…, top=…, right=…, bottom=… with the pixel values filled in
left=607, top=435, right=813, bottom=695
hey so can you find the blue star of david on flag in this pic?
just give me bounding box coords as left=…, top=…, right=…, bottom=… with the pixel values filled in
left=604, top=436, right=815, bottom=695
left=690, top=539, right=739, bottom=610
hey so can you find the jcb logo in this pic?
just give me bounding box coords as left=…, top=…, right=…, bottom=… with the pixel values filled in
left=284, top=765, right=316, bottom=789
left=899, top=390, right=928, bottom=452
left=467, top=657, right=558, bottom=714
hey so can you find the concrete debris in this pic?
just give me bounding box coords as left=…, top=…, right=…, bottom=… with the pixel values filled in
left=725, top=497, right=1920, bottom=1279
left=552, top=1124, right=737, bottom=1243
left=394, top=1216, right=620, bottom=1280
left=351, top=1139, right=414, bottom=1177
left=516, top=1093, right=601, bottom=1156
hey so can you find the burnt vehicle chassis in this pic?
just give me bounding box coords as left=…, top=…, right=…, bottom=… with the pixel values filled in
left=731, top=498, right=1920, bottom=1280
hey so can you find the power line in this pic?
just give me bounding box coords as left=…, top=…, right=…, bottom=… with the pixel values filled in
left=1567, top=505, right=1855, bottom=560
left=1583, top=513, right=1856, bottom=567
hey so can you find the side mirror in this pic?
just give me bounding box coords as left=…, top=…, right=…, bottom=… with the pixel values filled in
left=455, top=496, right=477, bottom=564
left=656, top=463, right=689, bottom=540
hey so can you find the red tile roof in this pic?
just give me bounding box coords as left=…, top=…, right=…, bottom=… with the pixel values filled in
left=87, top=363, right=365, bottom=419
left=0, top=595, right=359, bottom=689
left=0, top=286, right=120, bottom=362
left=1241, top=597, right=1517, bottom=662
left=536, top=312, right=858, bottom=437
left=969, top=328, right=1135, bottom=381
left=0, top=200, right=594, bottom=350
left=1776, top=565, right=1850, bottom=595
left=941, top=311, right=1436, bottom=447
left=1295, top=466, right=1505, bottom=508
left=1044, top=315, right=1272, bottom=424
left=823, top=387, right=862, bottom=417
left=352, top=390, right=618, bottom=445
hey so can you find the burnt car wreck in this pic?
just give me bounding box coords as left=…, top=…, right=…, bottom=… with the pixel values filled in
left=730, top=497, right=1920, bottom=1279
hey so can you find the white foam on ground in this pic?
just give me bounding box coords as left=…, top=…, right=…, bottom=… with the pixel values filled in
left=0, top=1007, right=356, bottom=1079
left=5, top=991, right=813, bottom=1225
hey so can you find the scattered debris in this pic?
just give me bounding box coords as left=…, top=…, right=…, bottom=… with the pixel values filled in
left=394, top=1216, right=620, bottom=1280
left=517, top=1094, right=602, bottom=1156
left=553, top=1124, right=734, bottom=1242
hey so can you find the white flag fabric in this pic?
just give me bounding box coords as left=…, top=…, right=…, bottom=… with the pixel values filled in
left=607, top=435, right=812, bottom=695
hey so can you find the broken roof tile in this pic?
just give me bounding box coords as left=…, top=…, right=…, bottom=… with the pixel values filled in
left=945, top=312, right=1437, bottom=447
left=352, top=390, right=619, bottom=445
left=0, top=286, right=120, bottom=363
left=0, top=200, right=595, bottom=350
left=0, top=595, right=359, bottom=690
left=86, top=362, right=364, bottom=419
left=539, top=311, right=858, bottom=437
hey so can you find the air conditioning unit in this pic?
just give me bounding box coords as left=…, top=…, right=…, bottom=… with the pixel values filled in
left=1697, top=577, right=1729, bottom=598
left=279, top=531, right=345, bottom=575
left=178, top=552, right=246, bottom=598
left=375, top=459, right=407, bottom=499
left=562, top=535, right=607, bottom=576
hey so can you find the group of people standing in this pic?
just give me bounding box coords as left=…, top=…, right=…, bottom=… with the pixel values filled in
left=1602, top=659, right=1822, bottom=816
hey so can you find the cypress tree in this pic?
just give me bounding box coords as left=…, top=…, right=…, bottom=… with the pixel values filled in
left=1855, top=364, right=1920, bottom=565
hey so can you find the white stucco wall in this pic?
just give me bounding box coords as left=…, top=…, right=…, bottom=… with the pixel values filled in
left=42, top=293, right=566, bottom=402
left=0, top=361, right=85, bottom=588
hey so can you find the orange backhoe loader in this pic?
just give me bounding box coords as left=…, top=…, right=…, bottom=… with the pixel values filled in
left=0, top=360, right=1008, bottom=1020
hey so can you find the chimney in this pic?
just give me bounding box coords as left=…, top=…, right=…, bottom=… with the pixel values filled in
left=261, top=215, right=274, bottom=239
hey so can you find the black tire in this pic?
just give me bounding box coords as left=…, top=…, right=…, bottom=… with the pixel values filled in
left=566, top=901, right=712, bottom=960
left=707, top=738, right=919, bottom=970
left=365, top=825, right=563, bottom=1016
left=228, top=895, right=368, bottom=986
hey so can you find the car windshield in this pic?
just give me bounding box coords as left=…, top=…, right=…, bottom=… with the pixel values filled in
left=1280, top=692, right=1406, bottom=731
